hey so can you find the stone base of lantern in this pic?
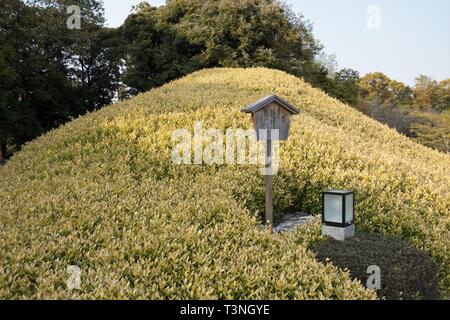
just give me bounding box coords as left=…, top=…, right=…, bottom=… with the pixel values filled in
left=322, top=224, right=355, bottom=241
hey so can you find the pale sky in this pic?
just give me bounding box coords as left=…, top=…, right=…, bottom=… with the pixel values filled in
left=103, top=0, right=450, bottom=85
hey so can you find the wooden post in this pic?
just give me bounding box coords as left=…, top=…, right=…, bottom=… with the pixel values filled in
left=265, top=175, right=273, bottom=228
left=265, top=139, right=273, bottom=229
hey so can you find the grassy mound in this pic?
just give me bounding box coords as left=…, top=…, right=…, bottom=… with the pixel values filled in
left=0, top=68, right=448, bottom=299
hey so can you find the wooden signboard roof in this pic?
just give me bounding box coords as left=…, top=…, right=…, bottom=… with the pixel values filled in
left=241, top=95, right=300, bottom=115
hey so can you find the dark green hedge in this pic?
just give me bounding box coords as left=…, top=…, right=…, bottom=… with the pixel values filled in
left=311, top=233, right=439, bottom=300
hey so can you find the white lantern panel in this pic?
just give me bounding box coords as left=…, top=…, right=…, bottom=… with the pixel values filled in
left=345, top=193, right=354, bottom=223
left=324, top=194, right=343, bottom=224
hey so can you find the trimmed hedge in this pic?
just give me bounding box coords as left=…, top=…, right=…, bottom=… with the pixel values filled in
left=312, top=233, right=439, bottom=300
left=0, top=68, right=448, bottom=299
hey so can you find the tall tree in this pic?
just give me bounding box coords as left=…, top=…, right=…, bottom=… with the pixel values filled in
left=118, top=0, right=327, bottom=95
left=0, top=0, right=120, bottom=158
left=414, top=75, right=450, bottom=112
left=329, top=68, right=360, bottom=106
left=359, top=72, right=413, bottom=109
left=0, top=0, right=53, bottom=158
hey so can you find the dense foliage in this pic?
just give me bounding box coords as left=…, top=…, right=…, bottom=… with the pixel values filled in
left=0, top=0, right=351, bottom=158
left=0, top=0, right=120, bottom=158
left=1, top=68, right=448, bottom=299
left=117, top=0, right=329, bottom=95
left=313, top=233, right=439, bottom=300
left=354, top=73, right=450, bottom=153
left=409, top=111, right=450, bottom=153
left=2, top=1, right=447, bottom=159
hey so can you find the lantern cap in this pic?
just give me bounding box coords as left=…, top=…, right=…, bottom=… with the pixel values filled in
left=241, top=95, right=300, bottom=115
left=324, top=190, right=353, bottom=195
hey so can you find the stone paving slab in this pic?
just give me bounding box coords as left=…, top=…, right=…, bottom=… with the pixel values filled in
left=258, top=213, right=315, bottom=232
left=273, top=213, right=314, bottom=233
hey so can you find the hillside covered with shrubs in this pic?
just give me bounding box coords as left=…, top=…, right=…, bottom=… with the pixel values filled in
left=0, top=68, right=448, bottom=299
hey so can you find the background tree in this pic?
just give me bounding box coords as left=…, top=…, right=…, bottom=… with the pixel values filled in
left=32, top=0, right=121, bottom=111
left=117, top=2, right=198, bottom=94
left=1, top=0, right=448, bottom=158
left=0, top=0, right=120, bottom=158
left=354, top=72, right=449, bottom=152
left=1, top=0, right=53, bottom=158
left=358, top=72, right=413, bottom=109
left=413, top=75, right=450, bottom=112
left=118, top=0, right=328, bottom=95
left=410, top=111, right=450, bottom=153
left=329, top=68, right=360, bottom=106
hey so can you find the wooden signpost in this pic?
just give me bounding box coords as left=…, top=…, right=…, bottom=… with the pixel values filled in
left=242, top=95, right=300, bottom=229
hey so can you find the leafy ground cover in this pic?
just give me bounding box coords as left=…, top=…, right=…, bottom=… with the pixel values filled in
left=0, top=68, right=448, bottom=299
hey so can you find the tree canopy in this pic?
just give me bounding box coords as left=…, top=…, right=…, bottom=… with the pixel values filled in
left=414, top=75, right=450, bottom=112
left=118, top=0, right=327, bottom=94
left=0, top=0, right=120, bottom=158
left=1, top=0, right=448, bottom=157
